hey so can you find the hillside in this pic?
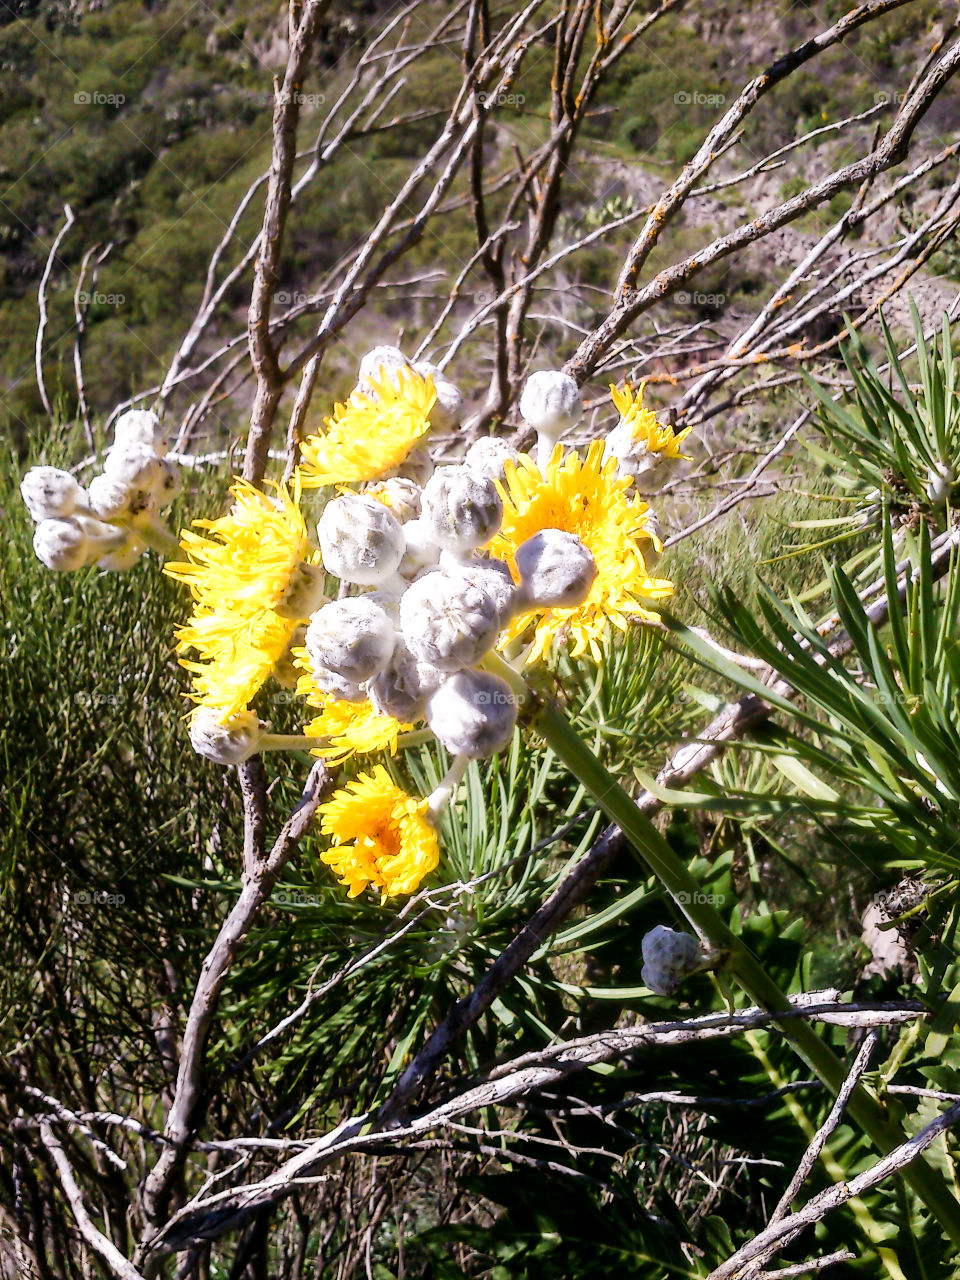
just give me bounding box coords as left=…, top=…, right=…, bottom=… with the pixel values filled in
left=1, top=0, right=957, bottom=448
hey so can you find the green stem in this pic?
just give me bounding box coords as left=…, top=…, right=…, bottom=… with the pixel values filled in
left=258, top=734, right=316, bottom=752
left=483, top=653, right=960, bottom=1243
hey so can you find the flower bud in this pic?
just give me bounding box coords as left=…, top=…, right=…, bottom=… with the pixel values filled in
left=421, top=465, right=502, bottom=555
left=515, top=529, right=597, bottom=608
left=413, top=360, right=464, bottom=430
left=317, top=494, right=405, bottom=586
left=640, top=925, right=703, bottom=996
left=305, top=597, right=396, bottom=684
left=397, top=518, right=441, bottom=578
left=87, top=473, right=134, bottom=520
left=457, top=556, right=518, bottom=628
left=604, top=420, right=658, bottom=480
left=103, top=443, right=164, bottom=494
left=925, top=461, right=957, bottom=506
left=367, top=476, right=422, bottom=523
left=426, top=669, right=517, bottom=759
left=368, top=639, right=443, bottom=722
left=519, top=369, right=582, bottom=465
left=357, top=345, right=411, bottom=395
left=464, top=436, right=519, bottom=483
left=33, top=517, right=89, bottom=571
left=400, top=570, right=500, bottom=671
left=156, top=459, right=182, bottom=508
left=97, top=534, right=145, bottom=572
left=20, top=467, right=84, bottom=521
left=188, top=707, right=261, bottom=765
left=276, top=562, right=327, bottom=621
left=114, top=408, right=166, bottom=453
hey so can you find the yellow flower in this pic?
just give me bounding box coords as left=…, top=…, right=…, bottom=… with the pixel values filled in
left=491, top=442, right=673, bottom=663
left=295, top=648, right=410, bottom=764
left=610, top=382, right=693, bottom=461
left=165, top=479, right=319, bottom=720
left=298, top=369, right=436, bottom=488
left=317, top=764, right=439, bottom=898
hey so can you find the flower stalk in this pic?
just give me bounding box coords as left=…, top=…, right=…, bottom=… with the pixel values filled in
left=482, top=651, right=960, bottom=1244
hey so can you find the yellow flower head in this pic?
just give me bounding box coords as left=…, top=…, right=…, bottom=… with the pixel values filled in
left=298, top=369, right=436, bottom=488
left=610, top=382, right=693, bottom=461
left=165, top=479, right=319, bottom=721
left=491, top=442, right=674, bottom=663
left=317, top=765, right=439, bottom=898
left=294, top=647, right=410, bottom=764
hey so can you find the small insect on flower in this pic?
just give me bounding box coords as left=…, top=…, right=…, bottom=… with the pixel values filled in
left=317, top=765, right=439, bottom=898
left=164, top=478, right=320, bottom=721
left=492, top=441, right=673, bottom=663
left=299, top=368, right=437, bottom=488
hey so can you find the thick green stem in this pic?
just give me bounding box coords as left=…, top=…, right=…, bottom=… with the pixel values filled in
left=483, top=653, right=960, bottom=1242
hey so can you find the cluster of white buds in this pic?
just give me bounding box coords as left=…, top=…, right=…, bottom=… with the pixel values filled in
left=21, top=407, right=181, bottom=573
left=297, top=359, right=615, bottom=762
left=640, top=926, right=705, bottom=996
left=189, top=707, right=262, bottom=765
left=519, top=370, right=583, bottom=472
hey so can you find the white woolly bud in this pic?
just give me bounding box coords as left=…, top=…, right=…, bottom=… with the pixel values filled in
left=76, top=513, right=126, bottom=540
left=113, top=408, right=166, bottom=453
left=368, top=639, right=443, bottom=722
left=189, top=707, right=261, bottom=765
left=426, top=669, right=517, bottom=759
left=33, top=517, right=89, bottom=571
left=925, top=461, right=957, bottom=506
left=87, top=474, right=134, bottom=520
left=604, top=420, right=658, bottom=480
left=413, top=360, right=464, bottom=430
left=103, top=443, right=164, bottom=493
left=305, top=597, right=396, bottom=685
left=400, top=570, right=500, bottom=671
left=357, top=345, right=411, bottom=395
left=464, top=436, right=519, bottom=483
left=397, top=518, right=442, bottom=579
left=640, top=926, right=703, bottom=996
left=457, top=557, right=518, bottom=629
left=20, top=467, right=84, bottom=521
left=156, top=459, right=182, bottom=508
left=97, top=534, right=145, bottom=572
left=519, top=371, right=581, bottom=471
left=515, top=529, right=597, bottom=608
left=421, top=465, right=502, bottom=555
left=276, top=563, right=327, bottom=621
left=367, top=476, right=422, bottom=523
left=317, top=495, right=405, bottom=586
